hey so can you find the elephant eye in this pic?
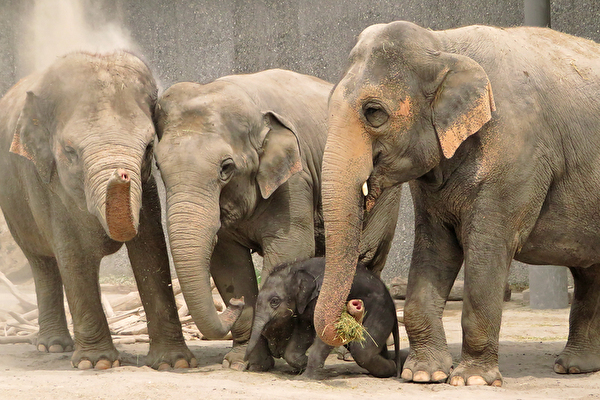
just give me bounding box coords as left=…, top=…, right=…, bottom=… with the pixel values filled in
left=269, top=296, right=281, bottom=309
left=363, top=102, right=389, bottom=128
left=63, top=145, right=78, bottom=162
left=219, top=157, right=236, bottom=182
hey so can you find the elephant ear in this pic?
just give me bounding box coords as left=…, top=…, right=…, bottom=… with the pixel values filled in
left=10, top=91, right=55, bottom=183
left=431, top=53, right=496, bottom=159
left=296, top=269, right=321, bottom=315
left=256, top=112, right=303, bottom=199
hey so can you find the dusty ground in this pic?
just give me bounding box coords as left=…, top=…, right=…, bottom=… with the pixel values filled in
left=2, top=288, right=600, bottom=400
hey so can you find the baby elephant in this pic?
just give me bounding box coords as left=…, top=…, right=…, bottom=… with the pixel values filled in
left=245, top=257, right=403, bottom=378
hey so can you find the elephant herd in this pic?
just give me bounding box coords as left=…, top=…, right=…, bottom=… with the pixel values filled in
left=2, top=20, right=600, bottom=387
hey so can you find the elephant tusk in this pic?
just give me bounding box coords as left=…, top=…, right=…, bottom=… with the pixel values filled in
left=362, top=181, right=369, bottom=197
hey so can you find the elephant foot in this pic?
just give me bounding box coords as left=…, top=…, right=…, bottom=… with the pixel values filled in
left=554, top=348, right=600, bottom=374
left=448, top=363, right=502, bottom=387
left=244, top=343, right=275, bottom=372
left=334, top=346, right=354, bottom=362
left=299, top=366, right=329, bottom=380
left=400, top=349, right=453, bottom=383
left=36, top=333, right=74, bottom=353
left=146, top=342, right=198, bottom=370
left=223, top=343, right=250, bottom=370
left=71, top=347, right=120, bottom=370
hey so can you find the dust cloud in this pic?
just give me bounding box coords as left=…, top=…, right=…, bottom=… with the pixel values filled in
left=22, top=0, right=138, bottom=74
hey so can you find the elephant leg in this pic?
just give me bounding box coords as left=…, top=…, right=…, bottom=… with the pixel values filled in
left=283, top=319, right=315, bottom=371
left=125, top=177, right=196, bottom=370
left=27, top=254, right=73, bottom=353
left=348, top=340, right=396, bottom=378
left=402, top=212, right=463, bottom=384
left=447, top=218, right=514, bottom=387
left=54, top=245, right=118, bottom=370
left=209, top=236, right=269, bottom=370
left=555, top=265, right=600, bottom=374
left=301, top=337, right=334, bottom=379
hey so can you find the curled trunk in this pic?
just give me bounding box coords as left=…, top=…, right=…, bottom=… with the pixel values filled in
left=314, top=96, right=373, bottom=347
left=167, top=190, right=244, bottom=339
left=84, top=147, right=143, bottom=242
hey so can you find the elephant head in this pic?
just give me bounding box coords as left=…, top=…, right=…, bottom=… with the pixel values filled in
left=315, top=21, right=495, bottom=346
left=245, top=261, right=321, bottom=360
left=9, top=51, right=158, bottom=242
left=154, top=81, right=302, bottom=339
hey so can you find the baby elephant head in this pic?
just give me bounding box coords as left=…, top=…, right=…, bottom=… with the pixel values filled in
left=246, top=263, right=321, bottom=360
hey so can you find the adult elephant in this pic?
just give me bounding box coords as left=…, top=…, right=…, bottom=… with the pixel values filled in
left=154, top=69, right=401, bottom=370
left=0, top=51, right=195, bottom=370
left=315, top=21, right=600, bottom=386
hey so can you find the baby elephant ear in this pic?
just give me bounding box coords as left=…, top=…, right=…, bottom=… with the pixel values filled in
left=431, top=53, right=496, bottom=159
left=296, top=270, right=320, bottom=315
left=256, top=112, right=303, bottom=199
left=10, top=91, right=54, bottom=184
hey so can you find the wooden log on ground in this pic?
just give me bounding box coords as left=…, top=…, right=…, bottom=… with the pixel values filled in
left=0, top=271, right=37, bottom=311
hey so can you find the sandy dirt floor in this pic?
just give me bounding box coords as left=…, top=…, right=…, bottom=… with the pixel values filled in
left=1, top=289, right=600, bottom=400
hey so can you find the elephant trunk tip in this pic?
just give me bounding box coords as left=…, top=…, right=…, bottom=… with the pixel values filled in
left=198, top=296, right=245, bottom=340
left=105, top=168, right=138, bottom=242
left=317, top=299, right=367, bottom=347
left=347, top=299, right=364, bottom=324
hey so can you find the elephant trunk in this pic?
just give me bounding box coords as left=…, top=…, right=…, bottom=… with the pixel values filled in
left=347, top=299, right=365, bottom=324
left=167, top=190, right=244, bottom=339
left=84, top=148, right=143, bottom=242
left=246, top=315, right=269, bottom=359
left=105, top=168, right=137, bottom=242
left=314, top=94, right=373, bottom=347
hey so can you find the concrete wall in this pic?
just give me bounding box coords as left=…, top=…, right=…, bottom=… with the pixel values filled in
left=0, top=0, right=598, bottom=283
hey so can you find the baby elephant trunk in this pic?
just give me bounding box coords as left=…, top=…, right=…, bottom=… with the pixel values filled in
left=347, top=299, right=364, bottom=324
left=245, top=315, right=269, bottom=361
left=105, top=168, right=138, bottom=242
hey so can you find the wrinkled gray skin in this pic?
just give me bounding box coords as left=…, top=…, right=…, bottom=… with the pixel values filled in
left=154, top=69, right=402, bottom=370
left=316, top=20, right=600, bottom=387
left=246, top=257, right=404, bottom=379
left=0, top=51, right=194, bottom=370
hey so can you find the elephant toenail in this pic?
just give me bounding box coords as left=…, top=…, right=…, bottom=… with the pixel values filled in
left=95, top=359, right=112, bottom=370
left=158, top=363, right=171, bottom=371
left=432, top=371, right=448, bottom=382
left=450, top=376, right=465, bottom=386
left=466, top=376, right=487, bottom=386
left=413, top=371, right=431, bottom=382
left=568, top=366, right=581, bottom=374
left=37, top=344, right=48, bottom=353
left=48, top=344, right=64, bottom=353
left=78, top=360, right=93, bottom=370
left=173, top=359, right=190, bottom=369
left=492, top=379, right=502, bottom=387
left=554, top=363, right=567, bottom=374
left=400, top=369, right=413, bottom=381
left=189, top=358, right=198, bottom=368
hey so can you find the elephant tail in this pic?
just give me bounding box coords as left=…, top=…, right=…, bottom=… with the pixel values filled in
left=393, top=311, right=401, bottom=378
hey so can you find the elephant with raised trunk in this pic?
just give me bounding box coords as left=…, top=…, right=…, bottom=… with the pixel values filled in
left=0, top=51, right=195, bottom=370
left=316, top=21, right=600, bottom=387
left=154, top=69, right=402, bottom=370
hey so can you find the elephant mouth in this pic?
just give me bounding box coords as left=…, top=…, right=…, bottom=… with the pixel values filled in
left=363, top=179, right=382, bottom=213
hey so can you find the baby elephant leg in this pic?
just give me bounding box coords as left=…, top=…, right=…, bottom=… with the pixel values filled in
left=284, top=320, right=315, bottom=371
left=348, top=340, right=397, bottom=378
left=301, top=337, right=334, bottom=379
